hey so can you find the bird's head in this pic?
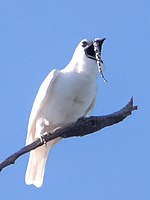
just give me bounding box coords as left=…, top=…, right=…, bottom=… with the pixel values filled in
left=83, top=38, right=105, bottom=61
left=69, top=38, right=105, bottom=75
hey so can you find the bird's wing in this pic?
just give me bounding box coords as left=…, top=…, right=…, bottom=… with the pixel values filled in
left=26, top=69, right=60, bottom=145
left=84, top=97, right=96, bottom=116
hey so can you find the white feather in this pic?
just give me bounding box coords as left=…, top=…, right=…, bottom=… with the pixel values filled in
left=25, top=39, right=99, bottom=187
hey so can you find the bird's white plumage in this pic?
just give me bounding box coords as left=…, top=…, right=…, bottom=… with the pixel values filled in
left=25, top=39, right=103, bottom=187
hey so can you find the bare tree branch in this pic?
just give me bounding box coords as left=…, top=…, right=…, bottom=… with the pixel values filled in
left=0, top=97, right=137, bottom=172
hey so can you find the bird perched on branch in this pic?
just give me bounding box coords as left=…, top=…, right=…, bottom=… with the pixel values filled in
left=25, top=38, right=105, bottom=187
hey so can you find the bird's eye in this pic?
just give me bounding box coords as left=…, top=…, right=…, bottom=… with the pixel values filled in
left=82, top=41, right=88, bottom=47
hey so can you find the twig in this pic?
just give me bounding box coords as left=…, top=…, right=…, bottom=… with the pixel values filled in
left=0, top=97, right=137, bottom=172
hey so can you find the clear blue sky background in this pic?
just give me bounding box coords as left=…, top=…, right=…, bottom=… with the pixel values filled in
left=0, top=0, right=149, bottom=199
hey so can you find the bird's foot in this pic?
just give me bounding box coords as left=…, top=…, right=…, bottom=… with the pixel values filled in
left=40, top=133, right=47, bottom=146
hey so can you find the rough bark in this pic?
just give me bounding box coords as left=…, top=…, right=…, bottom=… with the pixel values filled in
left=0, top=97, right=137, bottom=172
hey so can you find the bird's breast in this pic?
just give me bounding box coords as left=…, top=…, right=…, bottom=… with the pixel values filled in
left=40, top=71, right=96, bottom=126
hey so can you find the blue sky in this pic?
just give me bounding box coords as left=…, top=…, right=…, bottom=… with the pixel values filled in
left=0, top=0, right=149, bottom=199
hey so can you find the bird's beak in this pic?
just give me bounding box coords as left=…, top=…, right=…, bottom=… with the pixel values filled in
left=94, top=38, right=106, bottom=53
left=84, top=41, right=93, bottom=50
left=84, top=38, right=106, bottom=60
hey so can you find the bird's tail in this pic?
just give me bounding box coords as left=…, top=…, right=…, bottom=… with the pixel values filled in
left=25, top=138, right=61, bottom=188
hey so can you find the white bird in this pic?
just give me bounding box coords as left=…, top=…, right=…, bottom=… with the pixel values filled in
left=25, top=38, right=105, bottom=188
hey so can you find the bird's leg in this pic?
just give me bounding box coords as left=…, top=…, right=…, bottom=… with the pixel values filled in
left=36, top=118, right=50, bottom=146
left=40, top=132, right=47, bottom=145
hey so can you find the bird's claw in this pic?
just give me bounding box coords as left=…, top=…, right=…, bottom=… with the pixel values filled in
left=40, top=133, right=47, bottom=146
